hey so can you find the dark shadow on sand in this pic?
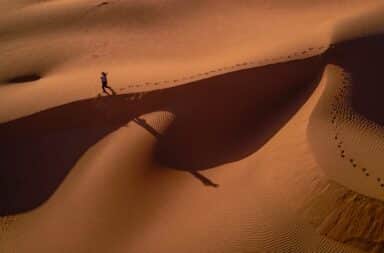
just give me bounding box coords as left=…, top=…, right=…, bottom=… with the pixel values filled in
left=103, top=86, right=117, bottom=96
left=2, top=33, right=384, bottom=215
left=133, top=117, right=219, bottom=187
left=133, top=117, right=161, bottom=139
left=0, top=55, right=323, bottom=215
left=6, top=74, right=41, bottom=84
left=325, top=33, right=384, bottom=125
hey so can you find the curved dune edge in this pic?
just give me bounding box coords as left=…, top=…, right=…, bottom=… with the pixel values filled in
left=306, top=65, right=384, bottom=251
left=0, top=55, right=324, bottom=216
left=3, top=36, right=384, bottom=252
left=308, top=65, right=384, bottom=201
left=0, top=74, right=363, bottom=253
left=0, top=44, right=328, bottom=124
left=3, top=36, right=384, bottom=253
left=2, top=1, right=384, bottom=123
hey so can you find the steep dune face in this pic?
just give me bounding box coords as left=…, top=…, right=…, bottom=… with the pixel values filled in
left=306, top=65, right=384, bottom=250
left=308, top=65, right=384, bottom=199
left=305, top=36, right=384, bottom=251
left=0, top=55, right=324, bottom=216
left=309, top=34, right=384, bottom=202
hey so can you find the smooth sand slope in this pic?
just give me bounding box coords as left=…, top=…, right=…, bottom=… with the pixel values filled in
left=2, top=0, right=384, bottom=252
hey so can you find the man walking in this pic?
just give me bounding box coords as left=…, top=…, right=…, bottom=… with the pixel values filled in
left=100, top=72, right=115, bottom=95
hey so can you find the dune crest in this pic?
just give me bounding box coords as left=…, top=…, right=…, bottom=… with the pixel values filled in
left=306, top=65, right=384, bottom=251
left=308, top=65, right=384, bottom=201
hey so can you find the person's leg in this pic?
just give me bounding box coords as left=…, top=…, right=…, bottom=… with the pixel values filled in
left=102, top=85, right=109, bottom=94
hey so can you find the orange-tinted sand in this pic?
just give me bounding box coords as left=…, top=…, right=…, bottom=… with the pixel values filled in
left=2, top=1, right=384, bottom=252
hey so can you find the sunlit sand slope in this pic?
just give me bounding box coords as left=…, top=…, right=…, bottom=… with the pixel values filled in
left=1, top=1, right=384, bottom=122
left=0, top=104, right=362, bottom=252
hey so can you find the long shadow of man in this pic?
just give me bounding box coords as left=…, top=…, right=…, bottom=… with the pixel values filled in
left=132, top=117, right=219, bottom=188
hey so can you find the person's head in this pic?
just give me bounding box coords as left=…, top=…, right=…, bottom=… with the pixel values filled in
left=101, top=72, right=107, bottom=76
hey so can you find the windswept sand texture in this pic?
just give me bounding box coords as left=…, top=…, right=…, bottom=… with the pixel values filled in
left=305, top=35, right=384, bottom=252
left=308, top=65, right=384, bottom=202
left=2, top=1, right=384, bottom=252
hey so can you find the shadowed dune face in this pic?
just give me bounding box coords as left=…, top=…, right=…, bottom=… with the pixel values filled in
left=2, top=33, right=384, bottom=216
left=326, top=33, right=384, bottom=125
left=5, top=74, right=42, bottom=84
left=307, top=34, right=384, bottom=202
left=155, top=57, right=323, bottom=169
left=0, top=56, right=323, bottom=216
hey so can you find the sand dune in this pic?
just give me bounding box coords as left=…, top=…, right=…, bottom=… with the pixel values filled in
left=2, top=1, right=384, bottom=252
left=0, top=102, right=361, bottom=253
left=1, top=0, right=384, bottom=122
left=0, top=55, right=323, bottom=216
left=308, top=65, right=384, bottom=201
left=308, top=33, right=384, bottom=201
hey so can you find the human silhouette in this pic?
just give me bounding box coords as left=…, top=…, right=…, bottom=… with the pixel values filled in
left=100, top=72, right=115, bottom=95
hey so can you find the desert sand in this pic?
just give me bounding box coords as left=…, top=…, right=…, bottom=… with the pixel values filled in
left=1, top=0, right=384, bottom=252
